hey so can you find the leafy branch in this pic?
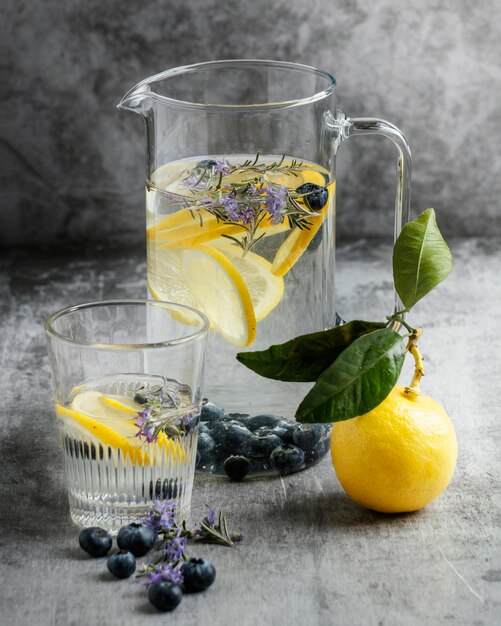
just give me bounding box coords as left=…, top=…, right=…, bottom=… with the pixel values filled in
left=237, top=208, right=452, bottom=423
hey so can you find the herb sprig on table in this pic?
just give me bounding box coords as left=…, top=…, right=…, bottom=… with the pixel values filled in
left=237, top=208, right=453, bottom=423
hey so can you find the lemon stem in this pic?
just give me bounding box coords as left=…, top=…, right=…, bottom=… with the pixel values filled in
left=405, top=327, right=424, bottom=396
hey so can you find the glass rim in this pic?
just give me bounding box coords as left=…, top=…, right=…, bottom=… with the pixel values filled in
left=118, top=59, right=337, bottom=112
left=44, top=299, right=210, bottom=350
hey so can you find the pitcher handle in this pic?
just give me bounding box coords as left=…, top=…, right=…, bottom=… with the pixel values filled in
left=337, top=113, right=412, bottom=312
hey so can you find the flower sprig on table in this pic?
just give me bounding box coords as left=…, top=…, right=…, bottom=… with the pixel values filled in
left=138, top=500, right=243, bottom=587
left=166, top=154, right=323, bottom=253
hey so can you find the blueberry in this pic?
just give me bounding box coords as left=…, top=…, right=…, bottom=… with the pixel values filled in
left=201, top=401, right=225, bottom=425
left=181, top=558, right=216, bottom=592
left=270, top=444, right=305, bottom=474
left=148, top=582, right=183, bottom=611
left=292, top=423, right=325, bottom=451
left=248, top=434, right=283, bottom=459
left=270, top=420, right=295, bottom=444
left=210, top=421, right=252, bottom=455
left=197, top=432, right=215, bottom=455
left=198, top=422, right=210, bottom=435
left=296, top=183, right=328, bottom=211
left=196, top=159, right=217, bottom=169
left=225, top=423, right=252, bottom=451
left=78, top=527, right=112, bottom=557
left=107, top=550, right=136, bottom=578
left=246, top=414, right=282, bottom=431
left=304, top=439, right=326, bottom=464
left=133, top=392, right=149, bottom=405
left=117, top=523, right=155, bottom=556
left=223, top=455, right=251, bottom=480
left=225, top=412, right=250, bottom=420
left=209, top=421, right=231, bottom=450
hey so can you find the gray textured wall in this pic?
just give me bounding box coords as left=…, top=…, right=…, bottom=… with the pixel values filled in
left=1, top=0, right=500, bottom=248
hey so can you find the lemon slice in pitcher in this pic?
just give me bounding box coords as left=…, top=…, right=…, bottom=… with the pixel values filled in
left=272, top=180, right=335, bottom=277
left=181, top=246, right=257, bottom=347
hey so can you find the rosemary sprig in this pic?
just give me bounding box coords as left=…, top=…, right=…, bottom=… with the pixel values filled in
left=136, top=501, right=243, bottom=587
left=196, top=510, right=243, bottom=548
left=159, top=153, right=327, bottom=253
left=133, top=387, right=198, bottom=442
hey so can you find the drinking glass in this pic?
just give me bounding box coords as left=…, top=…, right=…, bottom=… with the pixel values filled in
left=44, top=300, right=209, bottom=531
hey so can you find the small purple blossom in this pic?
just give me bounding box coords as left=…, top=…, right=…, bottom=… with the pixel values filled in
left=134, top=406, right=157, bottom=443
left=220, top=193, right=240, bottom=221
left=214, top=158, right=230, bottom=174
left=200, top=196, right=215, bottom=211
left=203, top=505, right=216, bottom=526
left=184, top=174, right=199, bottom=186
left=143, top=499, right=177, bottom=532
left=219, top=192, right=254, bottom=224
left=161, top=529, right=186, bottom=562
left=262, top=184, right=287, bottom=224
left=144, top=563, right=184, bottom=588
left=161, top=387, right=180, bottom=408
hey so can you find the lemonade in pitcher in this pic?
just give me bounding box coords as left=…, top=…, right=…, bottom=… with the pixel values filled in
left=145, top=155, right=336, bottom=477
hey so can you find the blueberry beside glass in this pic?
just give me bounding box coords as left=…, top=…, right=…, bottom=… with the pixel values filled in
left=196, top=400, right=331, bottom=478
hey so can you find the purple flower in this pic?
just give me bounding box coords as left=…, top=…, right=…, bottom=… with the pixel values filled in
left=134, top=406, right=157, bottom=443
left=215, top=158, right=231, bottom=174
left=162, top=529, right=186, bottom=562
left=262, top=184, right=287, bottom=224
left=184, top=174, right=199, bottom=186
left=200, top=197, right=215, bottom=212
left=144, top=563, right=184, bottom=588
left=220, top=193, right=240, bottom=221
left=203, top=505, right=216, bottom=526
left=143, top=499, right=177, bottom=532
left=161, top=387, right=180, bottom=408
left=219, top=192, right=254, bottom=224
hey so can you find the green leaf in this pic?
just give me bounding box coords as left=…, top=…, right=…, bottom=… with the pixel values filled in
left=295, top=328, right=406, bottom=423
left=393, top=208, right=452, bottom=310
left=236, top=320, right=386, bottom=382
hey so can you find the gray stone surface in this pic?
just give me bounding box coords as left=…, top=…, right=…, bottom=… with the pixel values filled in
left=1, top=0, right=501, bottom=248
left=0, top=238, right=500, bottom=625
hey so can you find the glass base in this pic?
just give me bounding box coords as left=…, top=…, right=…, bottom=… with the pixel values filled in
left=69, top=498, right=191, bottom=534
left=61, top=430, right=198, bottom=532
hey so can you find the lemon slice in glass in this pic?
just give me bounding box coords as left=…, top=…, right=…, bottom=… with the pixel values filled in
left=57, top=391, right=188, bottom=464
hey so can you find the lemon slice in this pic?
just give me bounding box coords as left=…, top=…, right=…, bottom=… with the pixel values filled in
left=272, top=180, right=335, bottom=277
left=147, top=247, right=197, bottom=308
left=100, top=395, right=143, bottom=416
left=148, top=208, right=288, bottom=248
left=149, top=243, right=284, bottom=333
left=56, top=403, right=148, bottom=465
left=181, top=246, right=257, bottom=347
left=212, top=242, right=284, bottom=322
left=59, top=391, right=189, bottom=464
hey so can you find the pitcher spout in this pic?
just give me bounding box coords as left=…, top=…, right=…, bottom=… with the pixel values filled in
left=117, top=82, right=152, bottom=115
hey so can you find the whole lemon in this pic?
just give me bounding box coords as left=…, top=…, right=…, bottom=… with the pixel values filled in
left=330, top=385, right=457, bottom=513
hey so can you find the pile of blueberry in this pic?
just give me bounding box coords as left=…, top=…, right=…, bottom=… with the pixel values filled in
left=197, top=401, right=331, bottom=480
left=79, top=524, right=216, bottom=612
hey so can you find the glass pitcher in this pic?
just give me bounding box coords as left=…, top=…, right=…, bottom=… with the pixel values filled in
left=118, top=60, right=411, bottom=478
